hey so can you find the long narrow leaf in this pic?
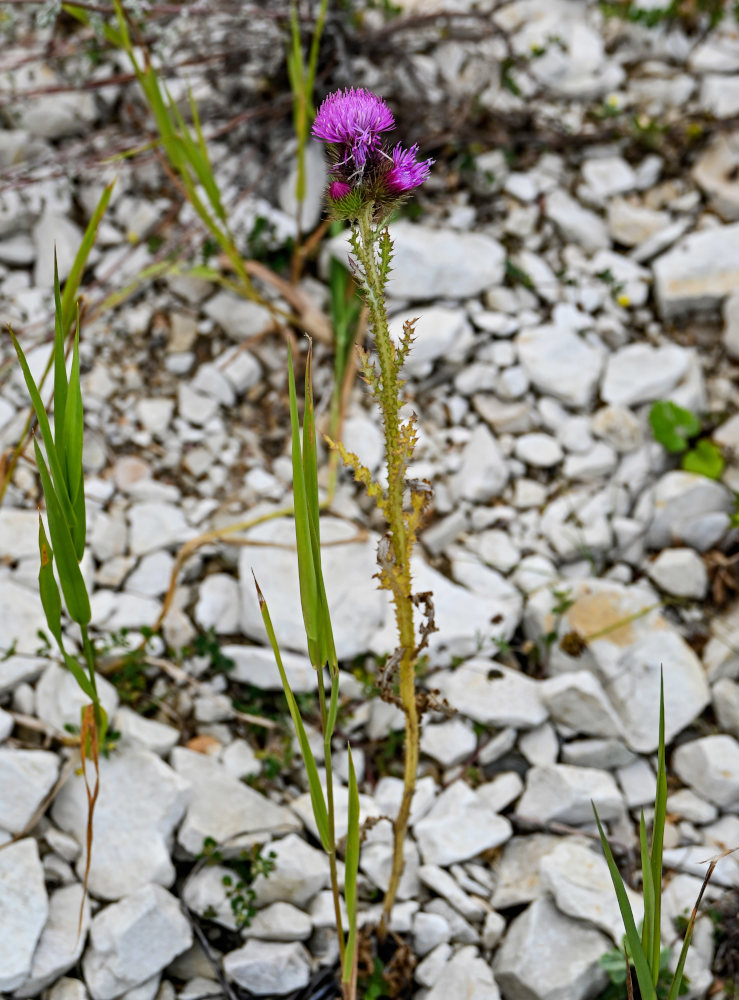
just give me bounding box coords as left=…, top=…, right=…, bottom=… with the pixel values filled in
left=53, top=257, right=67, bottom=457
left=64, top=314, right=85, bottom=552
left=651, top=672, right=667, bottom=981
left=34, top=440, right=90, bottom=627
left=287, top=350, right=319, bottom=647
left=640, top=811, right=656, bottom=968
left=60, top=182, right=114, bottom=334
left=594, top=807, right=658, bottom=1000
left=10, top=330, right=77, bottom=533
left=38, top=516, right=63, bottom=648
left=342, top=745, right=360, bottom=989
left=254, top=573, right=329, bottom=849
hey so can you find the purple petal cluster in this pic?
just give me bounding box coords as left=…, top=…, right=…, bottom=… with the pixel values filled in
left=385, top=143, right=434, bottom=194
left=312, top=87, right=395, bottom=167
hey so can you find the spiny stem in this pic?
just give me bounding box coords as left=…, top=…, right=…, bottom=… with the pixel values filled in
left=317, top=670, right=345, bottom=966
left=355, top=203, right=418, bottom=933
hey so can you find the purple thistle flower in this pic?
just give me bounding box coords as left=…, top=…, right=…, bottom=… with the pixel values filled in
left=328, top=180, right=352, bottom=201
left=312, top=88, right=395, bottom=167
left=384, top=143, right=434, bottom=194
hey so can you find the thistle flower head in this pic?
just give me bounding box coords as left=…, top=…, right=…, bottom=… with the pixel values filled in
left=385, top=143, right=434, bottom=194
left=312, top=87, right=395, bottom=167
left=328, top=179, right=352, bottom=201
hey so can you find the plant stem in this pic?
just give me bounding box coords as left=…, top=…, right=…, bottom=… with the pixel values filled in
left=355, top=204, right=418, bottom=932
left=80, top=624, right=103, bottom=733
left=317, top=669, right=345, bottom=966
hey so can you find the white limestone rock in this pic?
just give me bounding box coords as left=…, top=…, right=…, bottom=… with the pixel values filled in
left=540, top=838, right=644, bottom=942
left=241, top=902, right=313, bottom=942
left=0, top=579, right=48, bottom=655
left=491, top=834, right=563, bottom=910
left=194, top=573, right=241, bottom=634
left=654, top=222, right=739, bottom=316
left=516, top=764, right=623, bottom=825
left=413, top=780, right=512, bottom=866
left=432, top=659, right=546, bottom=730
left=647, top=547, right=708, bottom=599
left=420, top=717, right=477, bottom=768
left=646, top=471, right=732, bottom=551
left=540, top=671, right=623, bottom=739
left=224, top=644, right=315, bottom=693
left=251, top=833, right=329, bottom=907
left=545, top=189, right=609, bottom=252
left=172, top=747, right=299, bottom=855
left=450, top=424, right=509, bottom=503
left=494, top=895, right=610, bottom=1000
left=14, top=883, right=90, bottom=997
left=223, top=940, right=311, bottom=995
left=204, top=291, right=274, bottom=341
left=517, top=324, right=604, bottom=408
left=693, top=132, right=739, bottom=222
left=113, top=707, right=179, bottom=757
left=127, top=502, right=193, bottom=556
left=0, top=839, right=48, bottom=991
left=673, top=735, right=739, bottom=809
left=82, top=885, right=192, bottom=1000
left=425, top=945, right=501, bottom=1000
left=601, top=343, right=690, bottom=407
left=388, top=307, right=472, bottom=377
left=0, top=749, right=59, bottom=834
left=323, top=221, right=506, bottom=300
left=51, top=749, right=190, bottom=900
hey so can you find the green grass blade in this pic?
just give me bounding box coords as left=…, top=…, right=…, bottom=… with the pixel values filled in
left=287, top=349, right=319, bottom=647
left=60, top=181, right=113, bottom=335
left=53, top=256, right=67, bottom=456
left=10, top=330, right=77, bottom=533
left=64, top=315, right=84, bottom=517
left=254, top=573, right=329, bottom=849
left=38, top=516, right=63, bottom=648
left=342, top=745, right=360, bottom=988
left=651, top=672, right=667, bottom=981
left=594, top=806, right=658, bottom=1000
left=640, top=811, right=656, bottom=966
left=34, top=439, right=90, bottom=627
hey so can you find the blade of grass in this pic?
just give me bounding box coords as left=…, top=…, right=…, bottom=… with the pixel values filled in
left=594, top=806, right=658, bottom=1000
left=52, top=257, right=67, bottom=456
left=287, top=349, right=320, bottom=649
left=640, top=811, right=656, bottom=969
left=64, top=313, right=85, bottom=558
left=33, top=439, right=90, bottom=627
left=254, top=573, right=330, bottom=850
left=60, top=182, right=114, bottom=335
left=342, top=745, right=360, bottom=991
left=651, top=671, right=667, bottom=982
left=666, top=856, right=718, bottom=1000
left=10, top=330, right=77, bottom=533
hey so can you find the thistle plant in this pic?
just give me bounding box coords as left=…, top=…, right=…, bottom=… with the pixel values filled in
left=312, top=87, right=434, bottom=929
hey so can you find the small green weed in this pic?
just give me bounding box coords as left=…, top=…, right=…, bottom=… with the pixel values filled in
left=198, top=837, right=277, bottom=930
left=597, top=937, right=688, bottom=999
left=649, top=400, right=724, bottom=480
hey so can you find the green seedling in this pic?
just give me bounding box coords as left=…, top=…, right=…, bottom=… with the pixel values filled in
left=649, top=400, right=724, bottom=480
left=595, top=674, right=720, bottom=1000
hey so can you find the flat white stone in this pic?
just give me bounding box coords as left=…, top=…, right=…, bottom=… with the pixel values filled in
left=0, top=749, right=59, bottom=834
left=388, top=307, right=471, bottom=377
left=128, top=502, right=193, bottom=556
left=82, top=885, right=192, bottom=1000
left=601, top=343, right=690, bottom=406
left=15, top=883, right=90, bottom=997
left=414, top=780, right=512, bottom=865
left=654, top=221, right=739, bottom=316
left=324, top=221, right=506, bottom=300
left=0, top=579, right=48, bottom=656
left=647, top=471, right=732, bottom=550
left=494, top=895, right=610, bottom=1000
left=223, top=940, right=311, bottom=995
left=0, top=839, right=48, bottom=991
left=251, top=833, right=329, bottom=907
left=540, top=837, right=643, bottom=942
left=52, top=749, right=190, bottom=900
left=204, top=291, right=274, bottom=341
left=517, top=324, right=604, bottom=408
left=172, top=747, right=299, bottom=856
left=420, top=717, right=477, bottom=768
left=673, top=735, right=739, bottom=809
left=224, top=644, right=316, bottom=693
left=545, top=188, right=610, bottom=252
left=433, top=660, right=546, bottom=729
left=647, top=547, right=708, bottom=599
left=426, top=945, right=501, bottom=1000
left=194, top=573, right=241, bottom=633
left=517, top=764, right=623, bottom=825
left=514, top=432, right=563, bottom=468
left=540, top=671, right=623, bottom=739
left=491, top=834, right=562, bottom=909
left=113, top=707, right=179, bottom=757
left=450, top=424, right=509, bottom=502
